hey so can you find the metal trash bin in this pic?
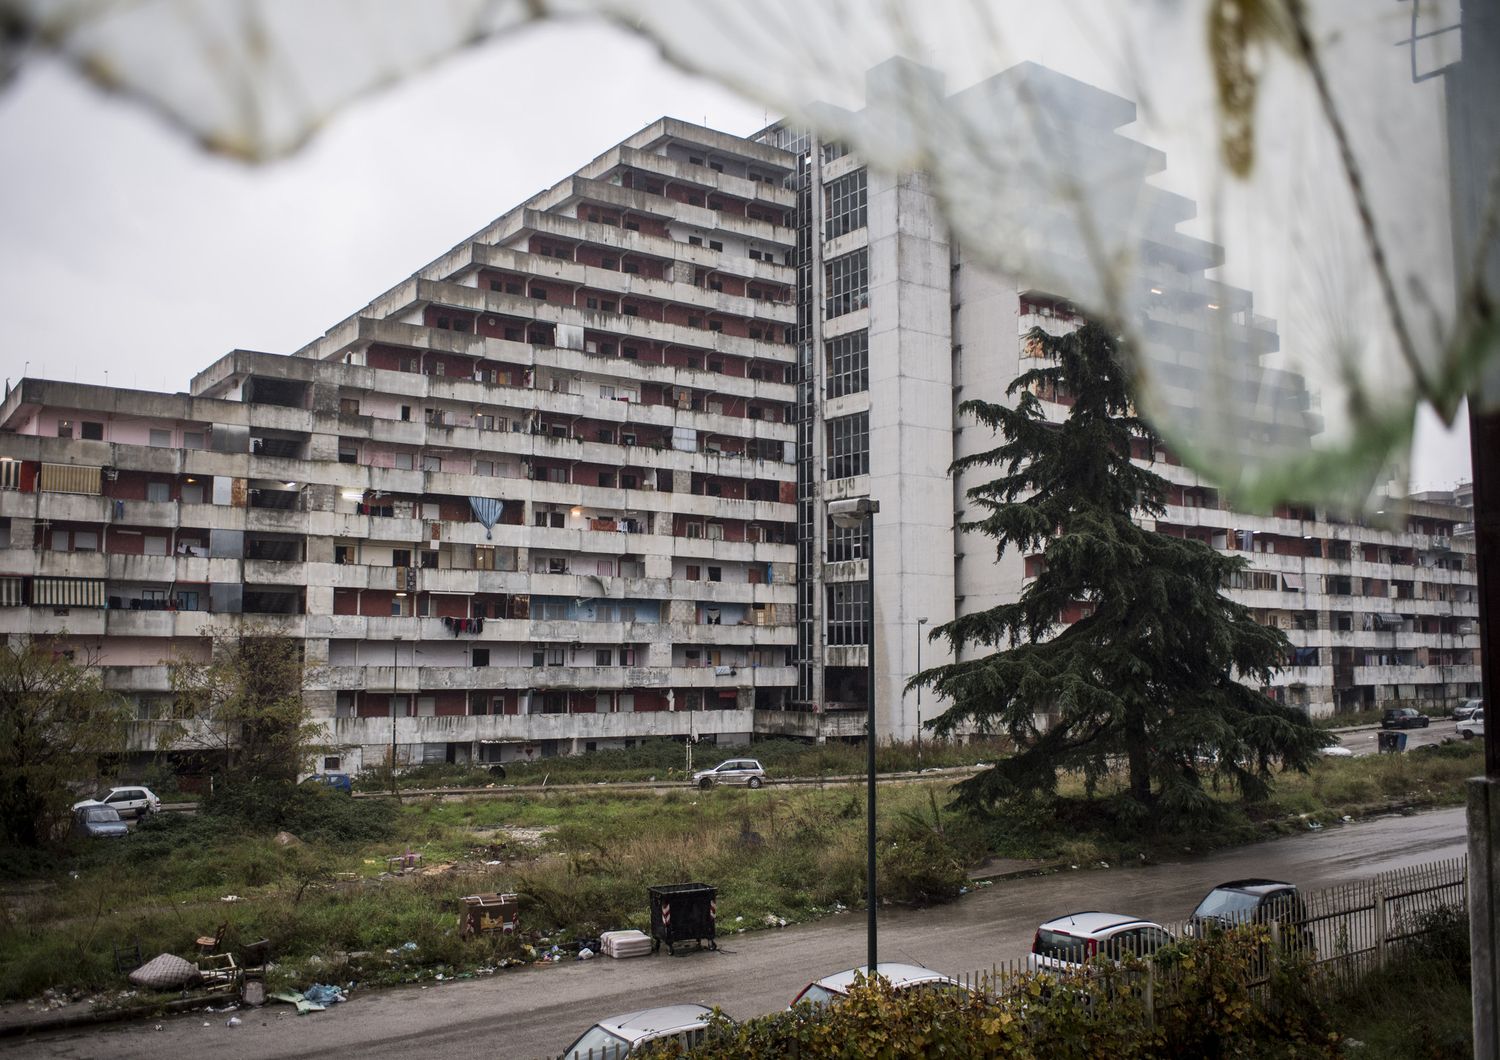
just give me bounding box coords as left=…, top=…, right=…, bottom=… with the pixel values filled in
left=1377, top=731, right=1408, bottom=754
left=647, top=883, right=717, bottom=955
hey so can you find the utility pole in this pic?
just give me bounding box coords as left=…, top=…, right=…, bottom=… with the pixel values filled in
left=1440, top=1, right=1500, bottom=1053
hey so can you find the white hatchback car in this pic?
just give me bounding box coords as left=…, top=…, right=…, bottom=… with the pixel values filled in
left=73, top=786, right=162, bottom=820
left=1028, top=912, right=1175, bottom=972
left=692, top=758, right=766, bottom=789
left=561, top=1003, right=718, bottom=1058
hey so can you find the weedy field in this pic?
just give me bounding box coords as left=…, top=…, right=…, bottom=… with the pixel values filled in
left=0, top=738, right=1480, bottom=1004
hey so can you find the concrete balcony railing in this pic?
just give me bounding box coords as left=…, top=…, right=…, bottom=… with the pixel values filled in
left=101, top=665, right=173, bottom=692
left=105, top=609, right=215, bottom=638
left=326, top=706, right=756, bottom=748
left=34, top=550, right=107, bottom=579
left=1350, top=664, right=1481, bottom=686
left=0, top=606, right=106, bottom=636
left=323, top=663, right=796, bottom=693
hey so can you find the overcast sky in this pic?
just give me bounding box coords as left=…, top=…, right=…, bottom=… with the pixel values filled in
left=0, top=17, right=1471, bottom=492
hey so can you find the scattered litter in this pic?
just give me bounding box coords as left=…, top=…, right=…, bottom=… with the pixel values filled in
left=1342, top=815, right=1353, bottom=822
left=219, top=895, right=244, bottom=903
left=304, top=984, right=347, bottom=1006
left=735, top=916, right=743, bottom=922
left=1307, top=820, right=1324, bottom=831
left=401, top=942, right=418, bottom=951
left=226, top=1017, right=242, bottom=1028
left=577, top=947, right=595, bottom=960
left=1096, top=861, right=1109, bottom=869
left=763, top=914, right=788, bottom=928
left=154, top=1025, right=163, bottom=1032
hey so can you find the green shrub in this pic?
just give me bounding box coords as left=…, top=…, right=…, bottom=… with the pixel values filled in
left=639, top=929, right=1340, bottom=1059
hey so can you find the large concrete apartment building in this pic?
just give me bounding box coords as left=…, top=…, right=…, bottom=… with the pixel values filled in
left=0, top=61, right=1479, bottom=774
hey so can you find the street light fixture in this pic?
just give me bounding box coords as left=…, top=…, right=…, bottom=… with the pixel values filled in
left=827, top=496, right=880, bottom=972
left=916, top=617, right=929, bottom=768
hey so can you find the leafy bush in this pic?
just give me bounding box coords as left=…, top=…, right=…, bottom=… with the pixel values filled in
left=200, top=780, right=397, bottom=843
left=640, top=928, right=1340, bottom=1059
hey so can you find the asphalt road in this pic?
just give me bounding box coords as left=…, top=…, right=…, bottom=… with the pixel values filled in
left=1333, top=721, right=1465, bottom=756
left=5, top=805, right=1468, bottom=1060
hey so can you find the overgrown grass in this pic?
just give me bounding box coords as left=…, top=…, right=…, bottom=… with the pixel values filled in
left=355, top=736, right=1006, bottom=791
left=1333, top=906, right=1473, bottom=1058
left=0, top=740, right=1478, bottom=1005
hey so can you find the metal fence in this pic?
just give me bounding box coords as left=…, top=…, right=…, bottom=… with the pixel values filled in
left=562, top=855, right=1469, bottom=1058
left=948, top=853, right=1469, bottom=1003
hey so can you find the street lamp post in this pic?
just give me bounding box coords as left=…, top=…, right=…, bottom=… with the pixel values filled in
left=829, top=496, right=880, bottom=972
left=391, top=635, right=401, bottom=797
left=916, top=617, right=929, bottom=769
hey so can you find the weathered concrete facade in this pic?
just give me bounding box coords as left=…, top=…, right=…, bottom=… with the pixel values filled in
left=0, top=72, right=1480, bottom=775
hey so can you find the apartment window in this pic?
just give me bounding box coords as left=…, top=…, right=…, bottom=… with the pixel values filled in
left=600, top=385, right=615, bottom=400
left=474, top=546, right=495, bottom=571
left=81, top=421, right=104, bottom=441
left=824, top=168, right=868, bottom=240
left=824, top=250, right=869, bottom=318
left=183, top=431, right=205, bottom=449
left=394, top=453, right=414, bottom=470
left=146, top=481, right=170, bottom=503
left=56, top=420, right=73, bottom=438
left=686, top=565, right=701, bottom=581
left=548, top=648, right=565, bottom=666
left=392, top=549, right=412, bottom=567
left=419, top=550, right=438, bottom=569
left=595, top=649, right=613, bottom=666
left=706, top=523, right=724, bottom=541
left=688, top=236, right=703, bottom=247
left=601, top=256, right=619, bottom=270
left=598, top=472, right=615, bottom=488
left=149, top=428, right=172, bottom=447
left=73, top=530, right=99, bottom=551
left=707, top=566, right=722, bottom=582
left=826, top=516, right=870, bottom=562
left=826, top=581, right=869, bottom=645
left=826, top=330, right=869, bottom=398
left=529, top=286, right=547, bottom=300
left=335, top=545, right=354, bottom=565
left=422, top=455, right=442, bottom=472
left=709, top=240, right=723, bottom=252
left=826, top=411, right=870, bottom=479
left=400, top=405, right=411, bottom=421
left=471, top=648, right=490, bottom=667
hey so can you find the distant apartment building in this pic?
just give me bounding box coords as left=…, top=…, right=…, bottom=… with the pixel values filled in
left=0, top=64, right=1479, bottom=774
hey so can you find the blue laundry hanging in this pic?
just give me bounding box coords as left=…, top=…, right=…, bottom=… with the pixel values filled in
left=469, top=497, right=503, bottom=539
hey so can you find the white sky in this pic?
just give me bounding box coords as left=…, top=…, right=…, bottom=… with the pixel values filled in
left=0, top=16, right=1471, bottom=492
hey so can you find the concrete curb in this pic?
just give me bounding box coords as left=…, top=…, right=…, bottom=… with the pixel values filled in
left=0, top=994, right=215, bottom=1039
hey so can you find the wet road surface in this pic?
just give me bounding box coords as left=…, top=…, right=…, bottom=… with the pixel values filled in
left=4, top=806, right=1467, bottom=1060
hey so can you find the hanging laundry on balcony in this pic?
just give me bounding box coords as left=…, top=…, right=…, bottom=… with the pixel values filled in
left=469, top=497, right=503, bottom=539
left=441, top=616, right=486, bottom=636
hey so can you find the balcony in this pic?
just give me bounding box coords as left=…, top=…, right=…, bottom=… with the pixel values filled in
left=327, top=706, right=756, bottom=747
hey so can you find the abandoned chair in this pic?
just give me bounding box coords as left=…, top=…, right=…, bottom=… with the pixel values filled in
left=196, top=921, right=227, bottom=956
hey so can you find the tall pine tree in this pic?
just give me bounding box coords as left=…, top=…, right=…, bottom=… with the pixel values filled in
left=921, top=321, right=1326, bottom=822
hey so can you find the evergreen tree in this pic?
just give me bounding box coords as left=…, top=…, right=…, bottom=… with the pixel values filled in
left=919, top=321, right=1326, bottom=821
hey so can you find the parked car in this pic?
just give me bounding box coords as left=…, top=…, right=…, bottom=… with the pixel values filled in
left=72, top=804, right=129, bottom=839
left=1454, top=699, right=1483, bottom=722
left=300, top=772, right=353, bottom=793
left=72, top=785, right=161, bottom=820
left=1457, top=709, right=1485, bottom=741
left=1028, top=913, right=1175, bottom=972
left=791, top=963, right=962, bottom=1007
left=1381, top=708, right=1430, bottom=730
left=1185, top=879, right=1313, bottom=951
left=561, top=1003, right=718, bottom=1058
left=692, top=758, right=766, bottom=789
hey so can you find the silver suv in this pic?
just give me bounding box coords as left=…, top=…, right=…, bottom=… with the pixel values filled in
left=692, top=758, right=766, bottom=789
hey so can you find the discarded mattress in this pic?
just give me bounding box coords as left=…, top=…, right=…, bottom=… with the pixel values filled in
left=599, top=930, right=653, bottom=959
left=128, top=953, right=201, bottom=990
